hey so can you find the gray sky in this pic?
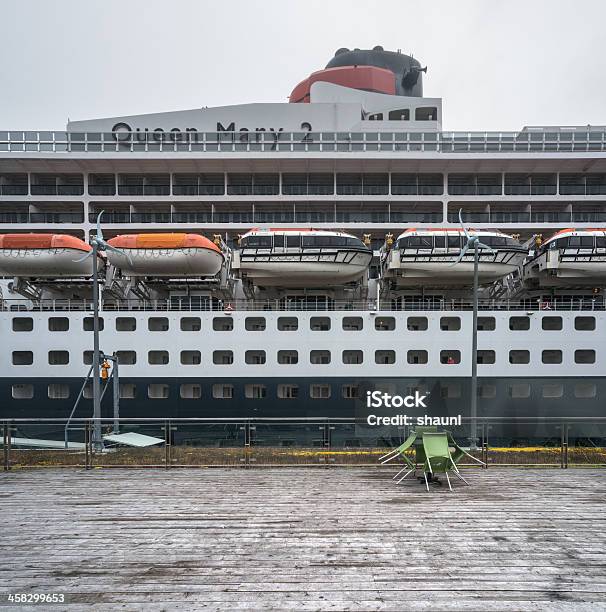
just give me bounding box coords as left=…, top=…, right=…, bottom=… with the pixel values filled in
left=1, top=0, right=605, bottom=131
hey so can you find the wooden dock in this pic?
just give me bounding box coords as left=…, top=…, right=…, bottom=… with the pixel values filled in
left=1, top=468, right=605, bottom=610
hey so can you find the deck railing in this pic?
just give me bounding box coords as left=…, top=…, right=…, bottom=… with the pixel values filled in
left=1, top=130, right=606, bottom=154
left=0, top=297, right=604, bottom=312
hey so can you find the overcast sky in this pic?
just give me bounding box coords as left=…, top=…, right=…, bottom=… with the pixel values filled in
left=1, top=0, right=605, bottom=131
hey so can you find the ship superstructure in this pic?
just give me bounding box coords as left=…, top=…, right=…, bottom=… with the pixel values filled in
left=1, top=46, right=605, bottom=438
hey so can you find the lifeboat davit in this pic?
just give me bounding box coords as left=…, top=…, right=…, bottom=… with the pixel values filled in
left=0, top=234, right=93, bottom=277
left=383, top=228, right=527, bottom=287
left=524, top=228, right=606, bottom=286
left=234, top=228, right=372, bottom=287
left=106, top=233, right=224, bottom=277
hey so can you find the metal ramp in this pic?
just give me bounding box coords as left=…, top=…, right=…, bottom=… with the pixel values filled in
left=102, top=432, right=164, bottom=447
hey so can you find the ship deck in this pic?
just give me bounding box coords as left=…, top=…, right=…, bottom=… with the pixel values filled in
left=1, top=468, right=605, bottom=610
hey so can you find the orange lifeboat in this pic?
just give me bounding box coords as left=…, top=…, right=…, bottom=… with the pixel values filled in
left=106, top=233, right=224, bottom=277
left=0, top=233, right=93, bottom=277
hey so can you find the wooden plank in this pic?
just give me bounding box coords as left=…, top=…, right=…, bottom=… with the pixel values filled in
left=0, top=468, right=605, bottom=609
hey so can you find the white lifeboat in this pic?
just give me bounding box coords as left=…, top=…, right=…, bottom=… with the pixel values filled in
left=106, top=233, right=224, bottom=277
left=233, top=228, right=372, bottom=287
left=383, top=228, right=527, bottom=286
left=0, top=234, right=93, bottom=277
left=524, top=228, right=606, bottom=286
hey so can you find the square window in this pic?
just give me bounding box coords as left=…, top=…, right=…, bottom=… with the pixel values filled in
left=342, top=384, right=359, bottom=399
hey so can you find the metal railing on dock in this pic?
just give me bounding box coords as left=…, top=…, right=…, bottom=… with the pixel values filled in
left=2, top=416, right=606, bottom=470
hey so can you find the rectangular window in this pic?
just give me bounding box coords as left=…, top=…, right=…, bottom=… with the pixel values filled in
left=116, top=317, right=136, bottom=331
left=48, top=317, right=69, bottom=331
left=342, top=385, right=359, bottom=399
left=12, top=384, right=33, bottom=399
left=477, top=317, right=496, bottom=331
left=213, top=317, right=234, bottom=331
left=48, top=383, right=69, bottom=399
left=180, top=350, right=201, bottom=365
left=278, top=350, right=298, bottom=364
left=12, top=317, right=33, bottom=332
left=440, top=350, right=461, bottom=364
left=245, top=384, right=267, bottom=399
left=477, top=350, right=495, bottom=364
left=542, top=350, right=562, bottom=364
left=119, top=383, right=136, bottom=399
left=48, top=350, right=69, bottom=365
left=407, top=317, right=427, bottom=331
left=245, top=350, right=266, bottom=364
left=148, top=317, right=169, bottom=331
left=310, top=350, right=331, bottom=364
left=407, top=350, right=428, bottom=364
left=575, top=349, right=595, bottom=364
left=213, top=350, right=233, bottom=365
left=342, top=350, right=363, bottom=364
left=542, top=384, right=563, bottom=398
left=440, top=316, right=461, bottom=331
left=277, top=384, right=299, bottom=399
left=542, top=316, right=562, bottom=331
left=574, top=383, right=596, bottom=398
left=509, top=350, right=530, bottom=364
left=342, top=317, right=363, bottom=331
left=148, top=350, right=169, bottom=365
left=375, top=350, right=395, bottom=364
left=310, top=317, right=331, bottom=331
left=12, top=351, right=33, bottom=365
left=310, top=384, right=331, bottom=399
left=83, top=317, right=104, bottom=331
left=181, top=317, right=201, bottom=331
left=375, top=317, right=396, bottom=331
left=148, top=384, right=169, bottom=399
left=509, top=383, right=531, bottom=398
left=245, top=317, right=266, bottom=331
left=116, top=351, right=136, bottom=365
left=212, top=384, right=233, bottom=399
left=278, top=317, right=298, bottom=331
left=575, top=316, right=596, bottom=331
left=180, top=384, right=202, bottom=399
left=509, top=316, right=530, bottom=331
left=479, top=385, right=497, bottom=399
left=441, top=384, right=461, bottom=398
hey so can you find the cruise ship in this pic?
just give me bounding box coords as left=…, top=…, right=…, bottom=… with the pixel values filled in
left=1, top=46, right=605, bottom=441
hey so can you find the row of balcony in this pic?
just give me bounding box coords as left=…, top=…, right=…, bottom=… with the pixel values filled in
left=3, top=173, right=606, bottom=197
